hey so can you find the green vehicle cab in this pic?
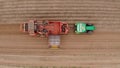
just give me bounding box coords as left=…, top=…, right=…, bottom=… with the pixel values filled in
left=75, top=22, right=96, bottom=34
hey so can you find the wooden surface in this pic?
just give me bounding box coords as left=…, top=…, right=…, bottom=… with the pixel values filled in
left=0, top=0, right=120, bottom=68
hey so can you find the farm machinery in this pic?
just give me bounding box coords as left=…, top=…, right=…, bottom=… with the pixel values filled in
left=20, top=20, right=95, bottom=48
left=74, top=22, right=95, bottom=34
left=20, top=20, right=69, bottom=48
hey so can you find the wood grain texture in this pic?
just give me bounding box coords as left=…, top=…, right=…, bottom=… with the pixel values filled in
left=0, top=0, right=120, bottom=68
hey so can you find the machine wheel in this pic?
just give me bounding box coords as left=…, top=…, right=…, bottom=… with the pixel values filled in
left=61, top=24, right=67, bottom=32
left=86, top=23, right=93, bottom=26
left=42, top=29, right=48, bottom=33
left=42, top=20, right=48, bottom=25
left=34, top=23, right=38, bottom=33
left=74, top=24, right=77, bottom=31
left=87, top=30, right=93, bottom=34
left=24, top=23, right=28, bottom=31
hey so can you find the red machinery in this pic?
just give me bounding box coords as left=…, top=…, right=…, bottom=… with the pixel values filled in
left=20, top=20, right=69, bottom=48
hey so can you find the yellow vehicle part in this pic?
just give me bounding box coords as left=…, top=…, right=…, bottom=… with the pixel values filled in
left=50, top=45, right=59, bottom=49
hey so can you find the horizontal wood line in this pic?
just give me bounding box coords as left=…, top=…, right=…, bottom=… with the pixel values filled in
left=1, top=14, right=120, bottom=16
left=1, top=8, right=119, bottom=10
left=1, top=19, right=120, bottom=21
left=1, top=12, right=120, bottom=14
left=3, top=0, right=120, bottom=4
left=2, top=5, right=120, bottom=8
left=1, top=16, right=120, bottom=18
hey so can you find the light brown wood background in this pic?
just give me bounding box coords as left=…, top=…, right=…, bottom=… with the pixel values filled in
left=0, top=0, right=120, bottom=68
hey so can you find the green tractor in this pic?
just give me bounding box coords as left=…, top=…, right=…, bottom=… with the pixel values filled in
left=75, top=22, right=96, bottom=34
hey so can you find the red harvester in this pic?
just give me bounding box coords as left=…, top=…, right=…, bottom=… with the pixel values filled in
left=20, top=20, right=69, bottom=48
